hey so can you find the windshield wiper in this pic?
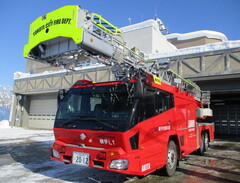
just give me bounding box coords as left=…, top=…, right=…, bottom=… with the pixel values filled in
left=61, top=115, right=96, bottom=126
left=61, top=115, right=118, bottom=130
left=73, top=114, right=97, bottom=118
left=61, top=119, right=78, bottom=127
left=84, top=118, right=118, bottom=130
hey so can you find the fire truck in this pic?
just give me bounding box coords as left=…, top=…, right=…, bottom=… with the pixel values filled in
left=23, top=5, right=214, bottom=176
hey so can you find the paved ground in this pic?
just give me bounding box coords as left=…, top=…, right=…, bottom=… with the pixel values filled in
left=0, top=128, right=240, bottom=183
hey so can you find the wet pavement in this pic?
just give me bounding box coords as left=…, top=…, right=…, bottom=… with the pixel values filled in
left=126, top=140, right=240, bottom=183
left=0, top=128, right=240, bottom=183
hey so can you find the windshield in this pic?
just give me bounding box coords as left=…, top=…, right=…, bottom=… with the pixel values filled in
left=55, top=83, right=134, bottom=132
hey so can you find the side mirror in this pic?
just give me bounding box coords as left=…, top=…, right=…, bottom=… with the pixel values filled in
left=57, top=89, right=66, bottom=105
left=134, top=79, right=144, bottom=99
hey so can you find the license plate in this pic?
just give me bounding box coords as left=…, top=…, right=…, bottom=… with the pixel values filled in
left=72, top=152, right=89, bottom=166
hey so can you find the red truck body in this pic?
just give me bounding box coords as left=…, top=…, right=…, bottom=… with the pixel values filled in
left=51, top=75, right=214, bottom=176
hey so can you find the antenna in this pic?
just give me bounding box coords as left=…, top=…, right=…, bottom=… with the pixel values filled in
left=128, top=18, right=132, bottom=25
left=154, top=7, right=157, bottom=19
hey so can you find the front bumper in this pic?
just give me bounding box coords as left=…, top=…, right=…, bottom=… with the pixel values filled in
left=50, top=141, right=140, bottom=175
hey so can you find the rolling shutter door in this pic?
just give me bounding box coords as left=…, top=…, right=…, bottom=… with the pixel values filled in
left=212, top=103, right=240, bottom=135
left=29, top=93, right=57, bottom=129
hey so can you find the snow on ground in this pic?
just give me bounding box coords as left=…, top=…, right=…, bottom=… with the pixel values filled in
left=0, top=124, right=127, bottom=183
left=0, top=120, right=54, bottom=144
left=0, top=120, right=10, bottom=128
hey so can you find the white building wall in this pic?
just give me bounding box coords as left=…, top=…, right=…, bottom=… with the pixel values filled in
left=120, top=19, right=176, bottom=55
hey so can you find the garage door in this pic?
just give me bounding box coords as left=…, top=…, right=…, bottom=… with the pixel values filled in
left=212, top=102, right=240, bottom=135
left=29, top=93, right=57, bottom=129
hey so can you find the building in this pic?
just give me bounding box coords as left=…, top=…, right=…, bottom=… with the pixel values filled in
left=162, top=31, right=240, bottom=136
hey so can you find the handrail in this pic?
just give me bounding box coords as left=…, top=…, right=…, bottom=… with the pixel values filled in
left=169, top=69, right=202, bottom=92
left=93, top=13, right=122, bottom=35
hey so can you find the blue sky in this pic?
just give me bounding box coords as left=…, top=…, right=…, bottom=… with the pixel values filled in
left=0, top=0, right=239, bottom=86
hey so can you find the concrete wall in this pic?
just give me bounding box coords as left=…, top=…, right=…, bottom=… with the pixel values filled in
left=168, top=48, right=240, bottom=79
left=26, top=59, right=63, bottom=74
left=121, top=22, right=176, bottom=54
left=168, top=37, right=222, bottom=49
left=10, top=94, right=30, bottom=128
left=14, top=66, right=114, bottom=94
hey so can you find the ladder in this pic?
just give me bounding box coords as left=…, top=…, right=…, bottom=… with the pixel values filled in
left=24, top=5, right=207, bottom=103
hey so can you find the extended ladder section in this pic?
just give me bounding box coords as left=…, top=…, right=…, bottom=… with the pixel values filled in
left=23, top=5, right=210, bottom=104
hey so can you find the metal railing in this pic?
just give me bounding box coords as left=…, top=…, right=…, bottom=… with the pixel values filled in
left=93, top=13, right=122, bottom=35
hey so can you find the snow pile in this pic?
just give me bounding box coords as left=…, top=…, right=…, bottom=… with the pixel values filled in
left=14, top=70, right=66, bottom=80
left=148, top=40, right=240, bottom=59
left=165, top=30, right=228, bottom=42
left=14, top=72, right=30, bottom=79
left=14, top=64, right=105, bottom=80
left=0, top=120, right=10, bottom=128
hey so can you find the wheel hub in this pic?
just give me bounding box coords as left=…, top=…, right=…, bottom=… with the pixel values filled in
left=168, top=147, right=176, bottom=169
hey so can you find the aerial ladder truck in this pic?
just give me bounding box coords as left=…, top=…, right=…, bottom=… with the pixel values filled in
left=23, top=5, right=214, bottom=176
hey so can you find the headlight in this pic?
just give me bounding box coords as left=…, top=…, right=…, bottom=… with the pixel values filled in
left=52, top=149, right=60, bottom=159
left=109, top=159, right=128, bottom=170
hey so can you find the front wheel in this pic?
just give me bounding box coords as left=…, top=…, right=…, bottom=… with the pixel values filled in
left=163, top=140, right=178, bottom=176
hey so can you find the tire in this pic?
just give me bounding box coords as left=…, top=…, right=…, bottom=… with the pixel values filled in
left=197, top=133, right=205, bottom=156
left=204, top=132, right=209, bottom=152
left=163, top=140, right=178, bottom=176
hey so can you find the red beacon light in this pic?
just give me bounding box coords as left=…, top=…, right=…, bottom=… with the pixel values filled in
left=72, top=80, right=93, bottom=88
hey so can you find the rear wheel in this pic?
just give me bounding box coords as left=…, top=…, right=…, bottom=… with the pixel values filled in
left=163, top=140, right=178, bottom=176
left=197, top=133, right=205, bottom=155
left=204, top=132, right=209, bottom=151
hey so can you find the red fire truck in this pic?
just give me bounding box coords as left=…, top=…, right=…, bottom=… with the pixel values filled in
left=51, top=73, right=214, bottom=176
left=23, top=5, right=214, bottom=176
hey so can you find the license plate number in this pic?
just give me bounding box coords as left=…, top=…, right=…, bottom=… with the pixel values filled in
left=72, top=152, right=89, bottom=166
